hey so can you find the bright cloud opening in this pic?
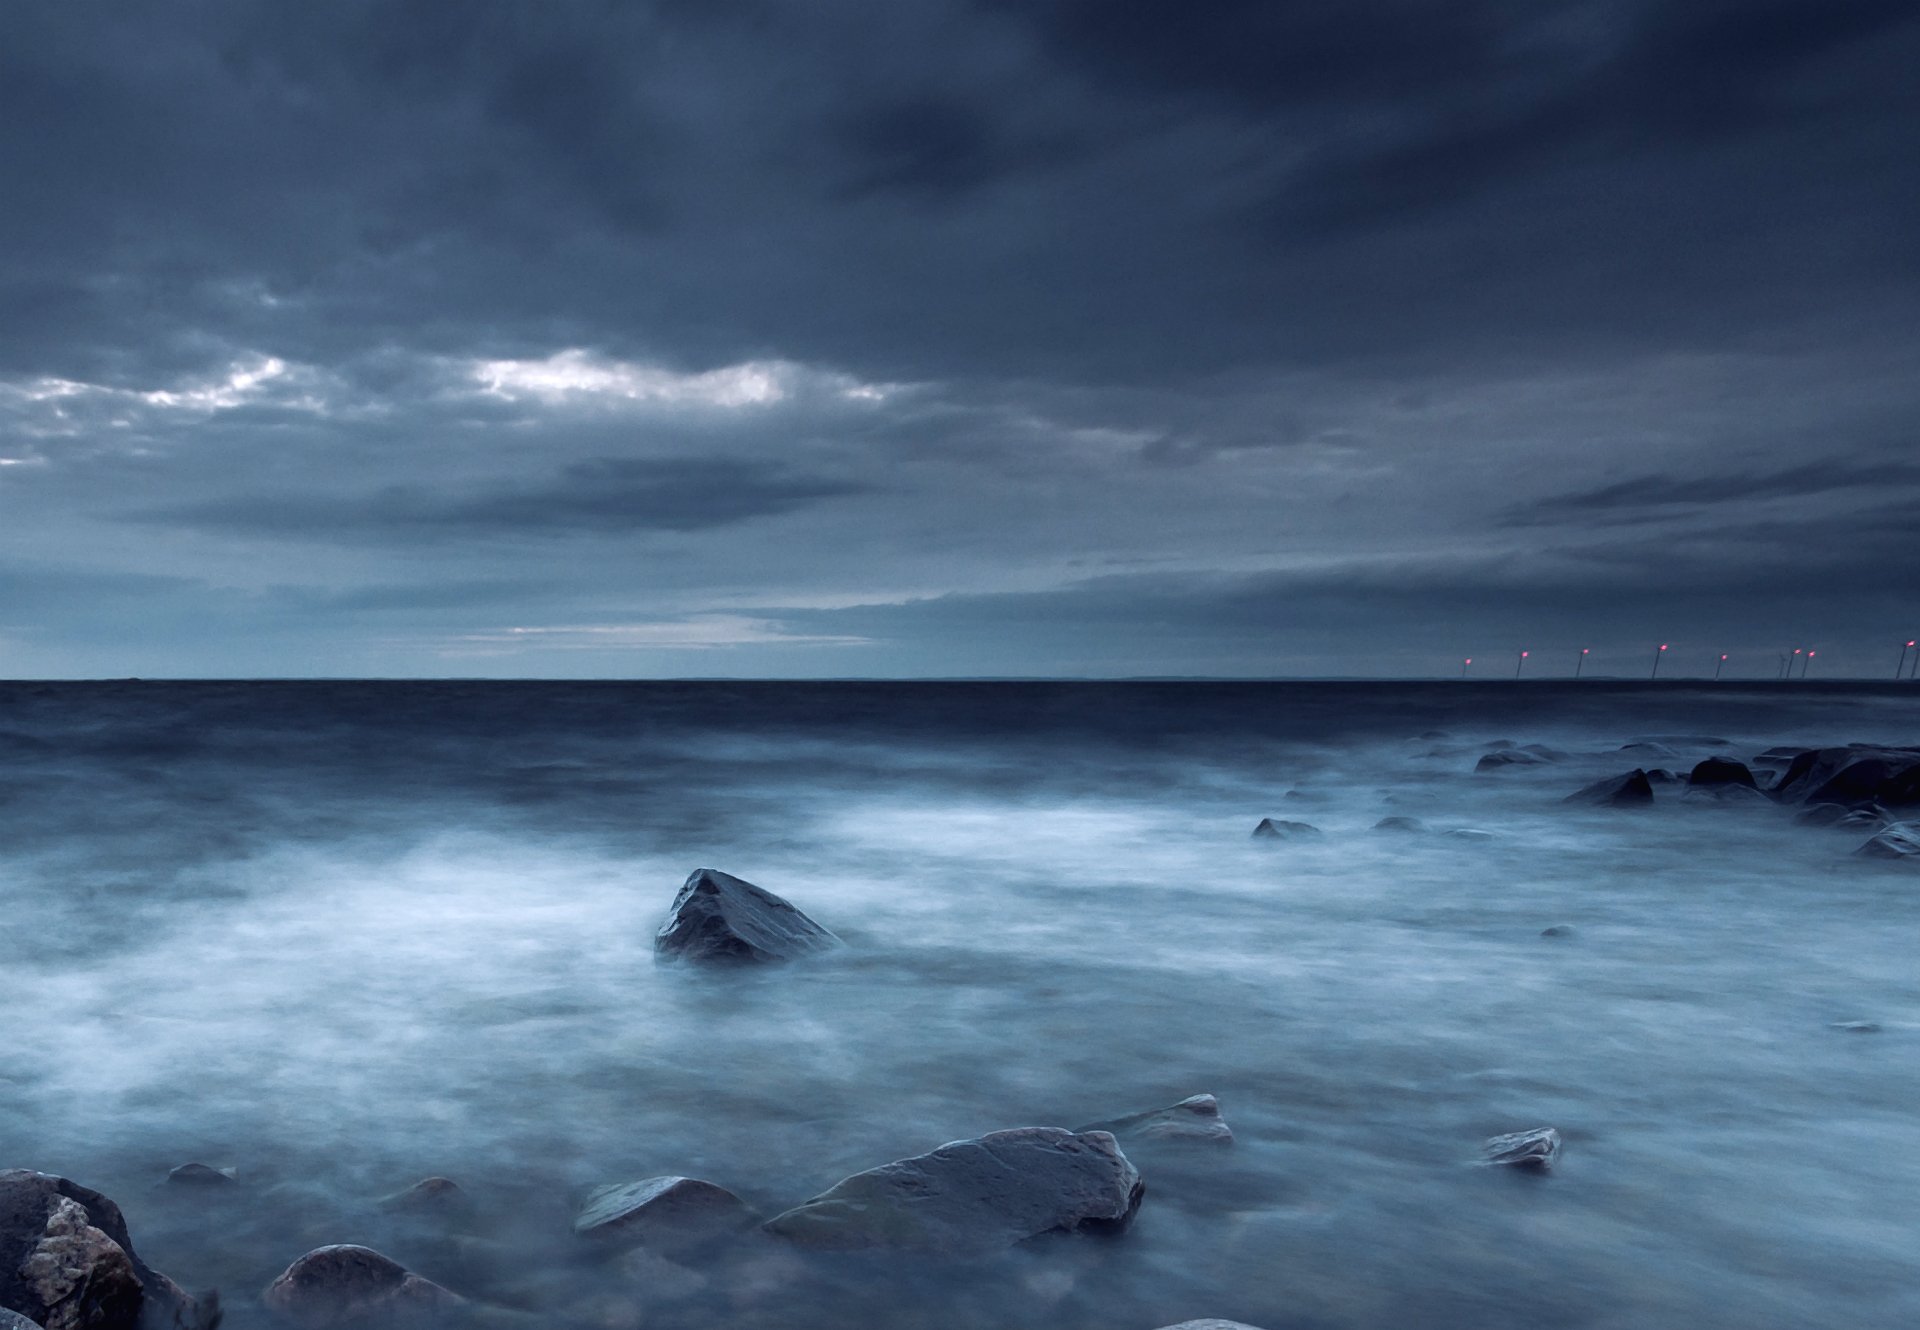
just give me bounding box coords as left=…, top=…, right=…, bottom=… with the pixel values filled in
left=468, top=349, right=897, bottom=410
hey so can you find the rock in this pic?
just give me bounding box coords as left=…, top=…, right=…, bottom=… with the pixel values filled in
left=1771, top=746, right=1920, bottom=808
left=1077, top=1094, right=1233, bottom=1145
left=1442, top=828, right=1497, bottom=842
left=1629, top=734, right=1731, bottom=748
left=165, top=1164, right=236, bottom=1188
left=261, top=1245, right=462, bottom=1328
left=1371, top=816, right=1425, bottom=834
left=1566, top=770, right=1654, bottom=807
left=0, top=1311, right=44, bottom=1330
left=377, top=1178, right=472, bottom=1220
left=1475, top=750, right=1554, bottom=772
left=1830, top=1020, right=1882, bottom=1033
left=1645, top=768, right=1682, bottom=785
left=763, top=1127, right=1143, bottom=1256
left=1539, top=925, right=1575, bottom=938
left=0, top=1169, right=207, bottom=1330
left=1688, top=758, right=1757, bottom=789
left=1856, top=824, right=1920, bottom=860
left=654, top=868, right=838, bottom=963
left=573, top=1177, right=756, bottom=1253
left=1618, top=741, right=1678, bottom=759
left=1250, top=819, right=1319, bottom=840
left=1152, top=1322, right=1270, bottom=1330
left=1483, top=1127, right=1560, bottom=1170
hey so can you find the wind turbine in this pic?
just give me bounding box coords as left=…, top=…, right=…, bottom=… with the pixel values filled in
left=1574, top=647, right=1589, bottom=678
left=1650, top=643, right=1667, bottom=679
left=1714, top=653, right=1728, bottom=681
left=1515, top=649, right=1529, bottom=679
left=1899, top=640, right=1915, bottom=680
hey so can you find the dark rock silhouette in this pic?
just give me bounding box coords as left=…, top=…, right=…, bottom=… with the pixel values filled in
left=1372, top=816, right=1425, bottom=833
left=654, top=868, right=838, bottom=963
left=573, top=1177, right=756, bottom=1253
left=1483, top=1127, right=1560, bottom=1170
left=0, top=1169, right=209, bottom=1330
left=1830, top=1020, right=1882, bottom=1033
left=763, top=1127, right=1143, bottom=1256
left=1770, top=746, right=1920, bottom=808
left=1077, top=1093, right=1233, bottom=1145
left=1567, top=770, right=1654, bottom=807
left=1251, top=818, right=1320, bottom=840
left=1475, top=746, right=1565, bottom=772
left=262, top=1245, right=461, bottom=1327
left=1540, top=925, right=1576, bottom=938
left=1688, top=758, right=1757, bottom=789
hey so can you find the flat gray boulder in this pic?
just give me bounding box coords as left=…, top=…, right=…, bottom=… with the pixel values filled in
left=573, top=1177, right=755, bottom=1252
left=1251, top=819, right=1319, bottom=840
left=0, top=1169, right=207, bottom=1330
left=763, top=1127, right=1143, bottom=1256
left=1483, top=1127, right=1560, bottom=1170
left=654, top=868, right=838, bottom=962
left=262, top=1245, right=462, bottom=1327
left=1077, top=1094, right=1233, bottom=1145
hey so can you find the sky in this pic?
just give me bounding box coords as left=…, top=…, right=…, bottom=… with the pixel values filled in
left=2, top=0, right=1917, bottom=679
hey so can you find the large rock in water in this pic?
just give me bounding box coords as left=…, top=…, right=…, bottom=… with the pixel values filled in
left=654, top=868, right=838, bottom=962
left=1077, top=1094, right=1233, bottom=1145
left=1250, top=819, right=1319, bottom=841
left=763, top=1127, right=1143, bottom=1256
left=1688, top=758, right=1757, bottom=789
left=1770, top=746, right=1920, bottom=808
left=573, top=1177, right=756, bottom=1253
left=261, top=1246, right=461, bottom=1328
left=1566, top=770, right=1654, bottom=807
left=0, top=1170, right=207, bottom=1330
left=1483, top=1127, right=1560, bottom=1170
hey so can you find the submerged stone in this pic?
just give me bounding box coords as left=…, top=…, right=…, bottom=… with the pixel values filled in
left=763, top=1126, right=1143, bottom=1256
left=378, top=1177, right=473, bottom=1220
left=1566, top=769, right=1654, bottom=807
left=1483, top=1127, right=1560, bottom=1170
left=0, top=1311, right=43, bottom=1330
left=165, top=1163, right=236, bottom=1188
left=574, top=1177, right=756, bottom=1252
left=1154, top=1323, right=1270, bottom=1330
left=1251, top=818, right=1320, bottom=840
left=1371, top=816, right=1425, bottom=834
left=654, top=868, right=838, bottom=963
left=1856, top=824, right=1920, bottom=860
left=262, top=1245, right=462, bottom=1327
left=1077, top=1093, right=1233, bottom=1145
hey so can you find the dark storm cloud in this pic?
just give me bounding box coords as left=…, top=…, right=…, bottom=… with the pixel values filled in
left=1505, top=459, right=1920, bottom=525
left=134, top=457, right=867, bottom=542
left=3, top=1, right=1918, bottom=675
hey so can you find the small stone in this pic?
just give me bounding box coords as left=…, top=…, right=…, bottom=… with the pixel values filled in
left=654, top=868, right=838, bottom=963
left=574, top=1177, right=756, bottom=1253
left=1372, top=816, right=1425, bottom=833
left=1251, top=818, right=1320, bottom=840
left=1483, top=1127, right=1560, bottom=1170
left=1153, top=1322, right=1270, bottom=1330
left=1539, top=925, right=1575, bottom=939
left=1566, top=769, right=1654, bottom=807
left=1077, top=1093, right=1233, bottom=1145
left=165, top=1163, right=237, bottom=1187
left=1830, top=1021, right=1882, bottom=1034
left=1442, top=828, right=1497, bottom=842
left=378, top=1177, right=472, bottom=1218
left=262, top=1245, right=463, bottom=1328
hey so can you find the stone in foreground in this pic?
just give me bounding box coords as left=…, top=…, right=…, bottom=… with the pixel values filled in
left=654, top=868, right=838, bottom=963
left=1077, top=1094, right=1233, bottom=1145
left=1566, top=769, right=1654, bottom=807
left=1483, top=1127, right=1560, bottom=1170
left=0, top=1310, right=44, bottom=1330
left=0, top=1169, right=207, bottom=1330
left=262, top=1245, right=462, bottom=1327
left=1251, top=818, right=1319, bottom=840
left=763, top=1127, right=1143, bottom=1256
left=574, top=1177, right=756, bottom=1253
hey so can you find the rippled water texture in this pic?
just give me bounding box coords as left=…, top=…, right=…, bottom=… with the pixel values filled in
left=2, top=681, right=1917, bottom=1329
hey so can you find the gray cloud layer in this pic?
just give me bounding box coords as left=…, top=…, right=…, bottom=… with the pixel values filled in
left=1, top=1, right=1917, bottom=676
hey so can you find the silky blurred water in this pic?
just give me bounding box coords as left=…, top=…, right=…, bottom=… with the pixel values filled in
left=1, top=681, right=1917, bottom=1330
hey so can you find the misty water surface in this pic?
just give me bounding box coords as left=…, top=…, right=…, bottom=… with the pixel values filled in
left=2, top=681, right=1917, bottom=1329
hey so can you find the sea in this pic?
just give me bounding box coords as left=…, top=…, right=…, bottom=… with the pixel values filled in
left=1, top=680, right=1916, bottom=1330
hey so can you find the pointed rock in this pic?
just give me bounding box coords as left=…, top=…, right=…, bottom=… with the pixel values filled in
left=262, top=1245, right=462, bottom=1327
left=0, top=1169, right=206, bottom=1330
left=1856, top=823, right=1920, bottom=860
left=165, top=1163, right=236, bottom=1188
left=574, top=1177, right=756, bottom=1253
left=764, top=1127, right=1143, bottom=1256
left=654, top=868, right=838, bottom=963
left=1077, top=1093, right=1233, bottom=1145
left=1566, top=769, right=1654, bottom=807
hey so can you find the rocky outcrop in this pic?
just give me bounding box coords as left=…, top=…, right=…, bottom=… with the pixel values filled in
left=1250, top=819, right=1319, bottom=840
left=1687, top=758, right=1756, bottom=789
left=0, top=1170, right=206, bottom=1330
left=1856, top=824, right=1920, bottom=860
left=1077, top=1094, right=1233, bottom=1146
left=573, top=1177, right=755, bottom=1253
left=261, top=1246, right=460, bottom=1328
left=1770, top=746, right=1920, bottom=808
left=1566, top=770, right=1654, bottom=807
left=654, top=869, right=838, bottom=963
left=763, top=1127, right=1143, bottom=1256
left=1483, top=1127, right=1560, bottom=1170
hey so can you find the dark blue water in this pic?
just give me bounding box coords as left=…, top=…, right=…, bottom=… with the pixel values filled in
left=2, top=682, right=1917, bottom=1329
